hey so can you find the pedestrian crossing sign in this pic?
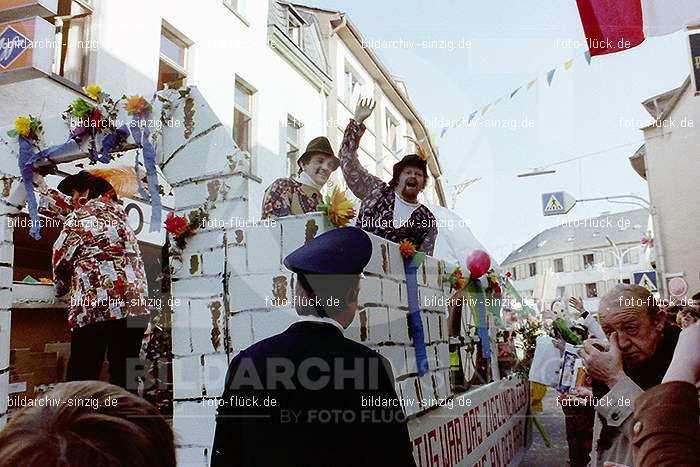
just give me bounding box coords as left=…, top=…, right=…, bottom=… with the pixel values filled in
left=541, top=191, right=575, bottom=216
left=634, top=271, right=658, bottom=292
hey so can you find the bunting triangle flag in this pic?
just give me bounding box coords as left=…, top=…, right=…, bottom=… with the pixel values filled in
left=494, top=96, right=503, bottom=106
left=468, top=111, right=477, bottom=123
left=584, top=50, right=592, bottom=64
left=527, top=79, right=538, bottom=90
left=440, top=126, right=449, bottom=138
left=510, top=87, right=522, bottom=99
left=546, top=69, right=556, bottom=86
left=564, top=59, right=574, bottom=70
left=481, top=104, right=491, bottom=115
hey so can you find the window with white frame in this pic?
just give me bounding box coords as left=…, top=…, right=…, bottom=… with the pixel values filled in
left=384, top=111, right=399, bottom=152
left=344, top=65, right=362, bottom=108
left=287, top=116, right=303, bottom=177
left=586, top=282, right=598, bottom=298
left=234, top=79, right=255, bottom=156
left=223, top=0, right=247, bottom=21
left=553, top=258, right=564, bottom=273
left=158, top=26, right=190, bottom=90
left=48, top=0, right=93, bottom=86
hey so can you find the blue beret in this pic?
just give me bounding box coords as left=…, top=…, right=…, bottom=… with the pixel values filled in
left=283, top=227, right=372, bottom=275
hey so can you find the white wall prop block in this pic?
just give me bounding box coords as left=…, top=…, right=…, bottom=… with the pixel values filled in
left=387, top=308, right=410, bottom=344
left=405, top=347, right=418, bottom=375
left=229, top=272, right=292, bottom=313
left=203, top=353, right=229, bottom=398
left=382, top=278, right=401, bottom=308
left=357, top=275, right=382, bottom=307
left=0, top=310, right=9, bottom=369
left=245, top=223, right=283, bottom=274
left=172, top=276, right=222, bottom=298
left=0, top=221, right=12, bottom=243
left=189, top=297, right=226, bottom=354
left=227, top=244, right=247, bottom=276
left=377, top=345, right=407, bottom=378
left=366, top=307, right=390, bottom=344
left=0, top=288, right=9, bottom=310
left=400, top=377, right=420, bottom=416
left=164, top=126, right=235, bottom=184
left=424, top=256, right=441, bottom=289
left=171, top=298, right=192, bottom=356
left=173, top=400, right=218, bottom=447
left=418, top=372, right=436, bottom=409
left=278, top=213, right=329, bottom=260
left=175, top=447, right=208, bottom=467
left=387, top=242, right=405, bottom=278
left=421, top=312, right=431, bottom=344
left=251, top=308, right=298, bottom=343
left=209, top=199, right=247, bottom=224
left=436, top=342, right=450, bottom=370
left=365, top=234, right=390, bottom=275
left=433, top=370, right=450, bottom=400
left=427, top=313, right=442, bottom=343
left=200, top=248, right=226, bottom=276
left=345, top=311, right=361, bottom=342
left=0, top=371, right=8, bottom=415
left=173, top=355, right=204, bottom=399
left=0, top=267, right=11, bottom=288
left=0, top=243, right=13, bottom=265
left=228, top=311, right=254, bottom=354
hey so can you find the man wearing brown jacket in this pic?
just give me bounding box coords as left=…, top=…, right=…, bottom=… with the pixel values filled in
left=630, top=321, right=700, bottom=467
left=579, top=285, right=681, bottom=467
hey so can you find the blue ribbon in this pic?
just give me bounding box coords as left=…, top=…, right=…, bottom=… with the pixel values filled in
left=404, top=256, right=429, bottom=377
left=471, top=279, right=491, bottom=359
left=94, top=125, right=129, bottom=163
left=128, top=114, right=162, bottom=232
left=18, top=136, right=79, bottom=240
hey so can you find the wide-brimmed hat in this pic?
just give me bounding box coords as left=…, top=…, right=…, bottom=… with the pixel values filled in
left=57, top=166, right=139, bottom=198
left=297, top=136, right=339, bottom=172
left=391, top=154, right=428, bottom=184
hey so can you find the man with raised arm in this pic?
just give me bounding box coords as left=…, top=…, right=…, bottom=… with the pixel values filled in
left=338, top=99, right=437, bottom=255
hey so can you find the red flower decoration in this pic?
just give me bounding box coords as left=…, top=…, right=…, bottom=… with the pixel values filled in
left=164, top=212, right=190, bottom=237
left=399, top=239, right=417, bottom=258
left=89, top=108, right=103, bottom=134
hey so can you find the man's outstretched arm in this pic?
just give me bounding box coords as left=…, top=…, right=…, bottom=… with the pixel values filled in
left=339, top=98, right=384, bottom=200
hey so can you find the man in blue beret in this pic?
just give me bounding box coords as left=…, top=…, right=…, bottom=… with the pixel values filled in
left=212, top=227, right=416, bottom=467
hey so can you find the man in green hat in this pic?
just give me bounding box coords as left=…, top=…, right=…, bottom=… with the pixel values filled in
left=261, top=136, right=339, bottom=219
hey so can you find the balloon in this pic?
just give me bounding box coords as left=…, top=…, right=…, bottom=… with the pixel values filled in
left=467, top=249, right=490, bottom=278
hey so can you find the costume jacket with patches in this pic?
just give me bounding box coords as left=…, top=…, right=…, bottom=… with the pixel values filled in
left=39, top=188, right=149, bottom=330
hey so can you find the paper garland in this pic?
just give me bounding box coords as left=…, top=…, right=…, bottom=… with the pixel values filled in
left=438, top=49, right=593, bottom=140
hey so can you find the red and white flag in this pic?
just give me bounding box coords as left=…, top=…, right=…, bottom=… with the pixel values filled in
left=576, top=0, right=700, bottom=57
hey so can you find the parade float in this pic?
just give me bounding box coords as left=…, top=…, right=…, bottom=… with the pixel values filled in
left=0, top=85, right=532, bottom=466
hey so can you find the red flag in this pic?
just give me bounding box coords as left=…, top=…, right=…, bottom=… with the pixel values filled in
left=576, top=0, right=645, bottom=56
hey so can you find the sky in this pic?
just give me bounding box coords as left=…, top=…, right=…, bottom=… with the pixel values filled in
left=310, top=0, right=691, bottom=262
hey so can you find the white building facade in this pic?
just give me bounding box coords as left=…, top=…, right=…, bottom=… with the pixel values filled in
left=0, top=0, right=446, bottom=220
left=631, top=75, right=700, bottom=300
left=502, top=209, right=654, bottom=313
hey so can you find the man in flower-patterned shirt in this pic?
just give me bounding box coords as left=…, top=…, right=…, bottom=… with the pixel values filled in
left=339, top=99, right=437, bottom=255
left=261, top=136, right=340, bottom=219
left=35, top=170, right=149, bottom=391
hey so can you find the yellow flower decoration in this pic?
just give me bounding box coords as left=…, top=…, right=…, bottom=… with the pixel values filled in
left=399, top=239, right=417, bottom=258
left=14, top=117, right=31, bottom=138
left=83, top=83, right=103, bottom=101
left=326, top=187, right=356, bottom=227
left=125, top=95, right=150, bottom=115
left=404, top=135, right=429, bottom=161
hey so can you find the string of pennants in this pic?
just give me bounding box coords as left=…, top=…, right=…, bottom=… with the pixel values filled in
left=438, top=50, right=593, bottom=139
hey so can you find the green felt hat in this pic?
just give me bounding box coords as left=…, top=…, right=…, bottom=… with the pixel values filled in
left=297, top=136, right=339, bottom=172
